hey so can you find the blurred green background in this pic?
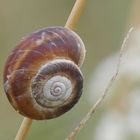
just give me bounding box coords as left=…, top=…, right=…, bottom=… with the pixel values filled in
left=0, top=0, right=134, bottom=140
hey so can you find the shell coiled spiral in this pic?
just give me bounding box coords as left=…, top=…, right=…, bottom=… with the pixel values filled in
left=3, top=27, right=86, bottom=120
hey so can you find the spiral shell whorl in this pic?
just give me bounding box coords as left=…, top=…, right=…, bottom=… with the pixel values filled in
left=33, top=74, right=72, bottom=108
left=3, top=27, right=85, bottom=120
left=43, top=76, right=72, bottom=105
left=23, top=59, right=83, bottom=119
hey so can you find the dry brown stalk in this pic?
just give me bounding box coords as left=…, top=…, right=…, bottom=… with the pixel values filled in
left=65, top=27, right=134, bottom=140
left=15, top=0, right=86, bottom=140
left=15, top=118, right=32, bottom=140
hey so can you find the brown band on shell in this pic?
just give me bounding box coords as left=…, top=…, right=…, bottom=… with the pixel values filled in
left=3, top=27, right=85, bottom=120
left=4, top=27, right=85, bottom=82
left=4, top=59, right=83, bottom=120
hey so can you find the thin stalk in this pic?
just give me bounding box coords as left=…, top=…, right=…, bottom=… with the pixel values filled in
left=14, top=0, right=86, bottom=140
left=15, top=118, right=32, bottom=140
left=65, top=0, right=86, bottom=29
left=65, top=27, right=134, bottom=140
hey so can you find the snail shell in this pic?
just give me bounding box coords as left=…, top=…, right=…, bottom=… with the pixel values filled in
left=3, top=27, right=85, bottom=120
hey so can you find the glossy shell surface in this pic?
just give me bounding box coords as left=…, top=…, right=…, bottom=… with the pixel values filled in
left=3, top=27, right=85, bottom=120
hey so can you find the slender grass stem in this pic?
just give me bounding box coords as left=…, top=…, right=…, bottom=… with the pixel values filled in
left=15, top=0, right=86, bottom=140
left=65, top=27, right=134, bottom=140
left=15, top=118, right=32, bottom=140
left=65, top=0, right=86, bottom=29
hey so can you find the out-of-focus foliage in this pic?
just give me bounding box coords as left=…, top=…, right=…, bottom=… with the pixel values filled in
left=0, top=0, right=132, bottom=140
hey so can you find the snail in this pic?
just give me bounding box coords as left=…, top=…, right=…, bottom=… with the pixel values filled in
left=3, top=26, right=86, bottom=120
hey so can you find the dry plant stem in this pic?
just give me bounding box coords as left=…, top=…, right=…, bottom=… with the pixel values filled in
left=65, top=0, right=86, bottom=29
left=15, top=118, right=32, bottom=140
left=65, top=27, right=134, bottom=140
left=15, top=1, right=86, bottom=140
